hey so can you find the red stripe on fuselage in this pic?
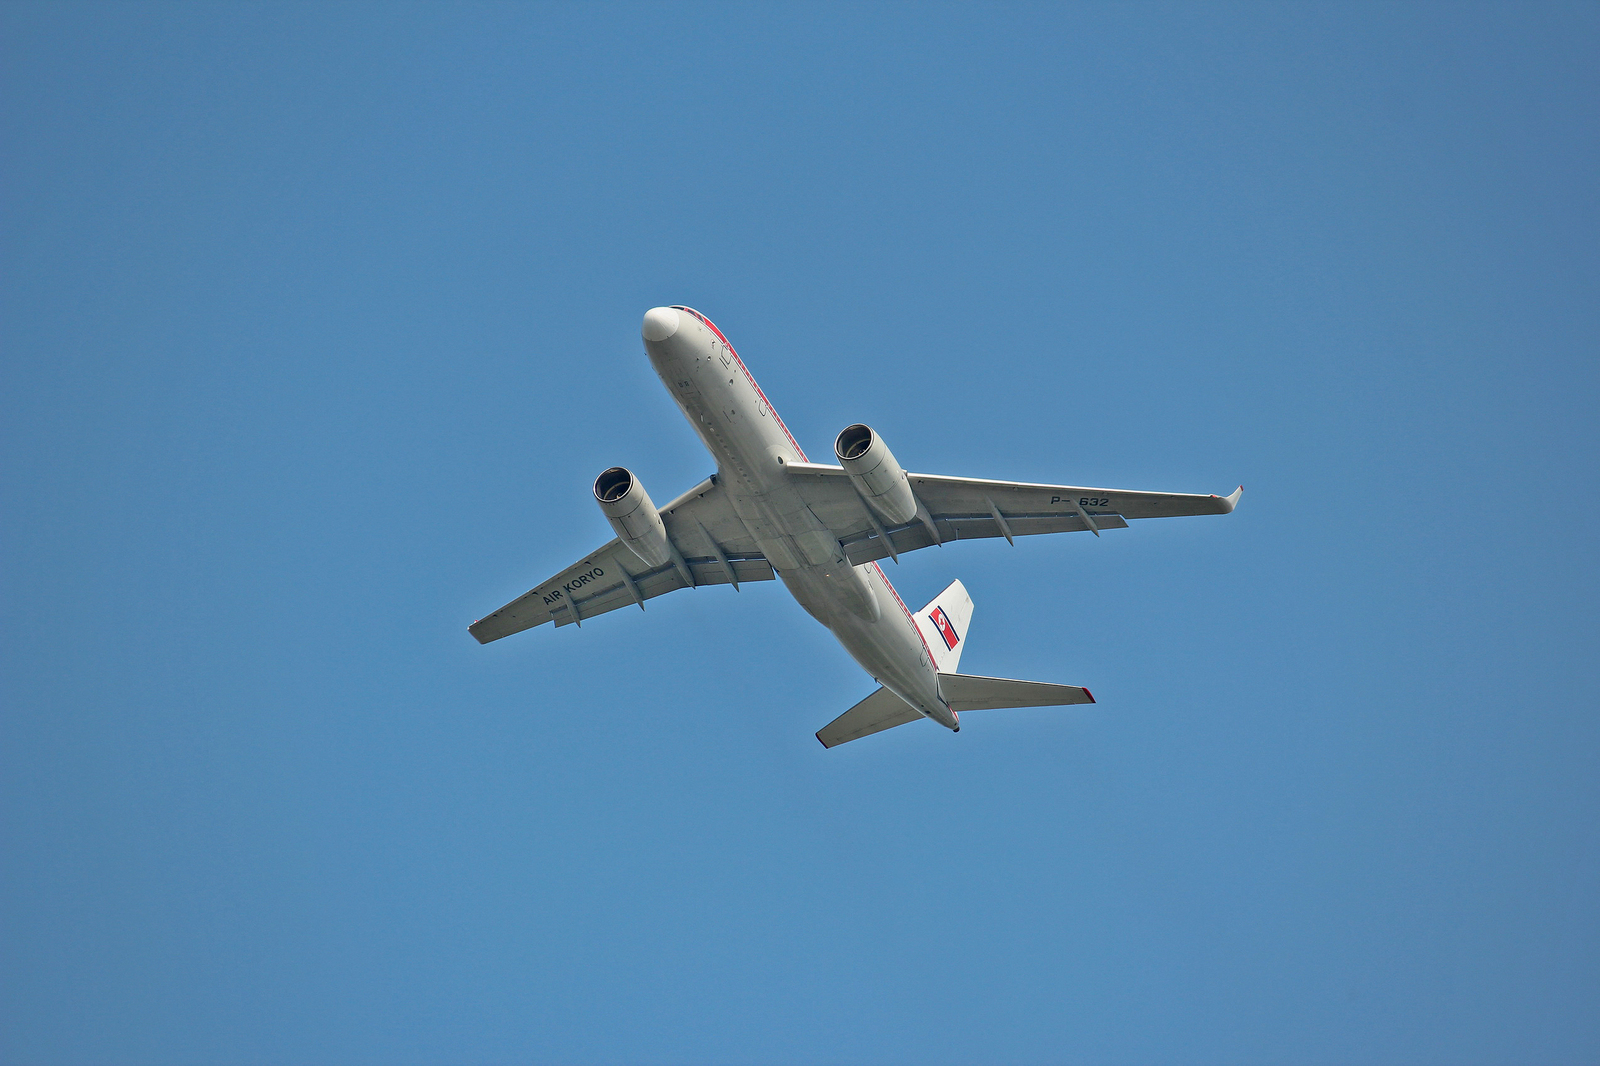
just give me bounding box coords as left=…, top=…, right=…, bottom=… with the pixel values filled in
left=872, top=561, right=938, bottom=671
left=671, top=306, right=809, bottom=461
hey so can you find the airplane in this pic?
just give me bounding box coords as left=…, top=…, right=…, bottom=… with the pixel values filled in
left=469, top=306, right=1242, bottom=747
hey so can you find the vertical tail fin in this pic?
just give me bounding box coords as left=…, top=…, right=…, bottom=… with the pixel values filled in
left=915, top=579, right=974, bottom=674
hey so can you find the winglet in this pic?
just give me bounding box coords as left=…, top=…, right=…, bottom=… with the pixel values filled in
left=1219, top=485, right=1243, bottom=513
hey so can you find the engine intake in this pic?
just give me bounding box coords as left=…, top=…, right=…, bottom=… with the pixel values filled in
left=834, top=424, right=918, bottom=525
left=594, top=466, right=672, bottom=568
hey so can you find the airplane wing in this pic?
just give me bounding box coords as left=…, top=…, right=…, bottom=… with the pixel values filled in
left=468, top=476, right=774, bottom=643
left=783, top=462, right=1241, bottom=566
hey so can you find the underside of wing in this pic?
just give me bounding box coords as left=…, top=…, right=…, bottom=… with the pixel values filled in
left=784, top=462, right=1240, bottom=565
left=468, top=476, right=773, bottom=643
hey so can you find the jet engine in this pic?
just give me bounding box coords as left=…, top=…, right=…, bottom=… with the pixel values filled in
left=834, top=424, right=918, bottom=525
left=594, top=466, right=672, bottom=568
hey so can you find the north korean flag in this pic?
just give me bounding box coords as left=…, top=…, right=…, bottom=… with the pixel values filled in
left=929, top=606, right=960, bottom=650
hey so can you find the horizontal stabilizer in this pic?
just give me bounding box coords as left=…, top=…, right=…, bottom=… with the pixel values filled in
left=937, top=672, right=1095, bottom=712
left=816, top=686, right=923, bottom=748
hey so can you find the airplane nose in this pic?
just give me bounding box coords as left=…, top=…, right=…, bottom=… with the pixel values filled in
left=641, top=306, right=680, bottom=342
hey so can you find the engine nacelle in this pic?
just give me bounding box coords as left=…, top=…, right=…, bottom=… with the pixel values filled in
left=594, top=466, right=672, bottom=568
left=834, top=424, right=918, bottom=526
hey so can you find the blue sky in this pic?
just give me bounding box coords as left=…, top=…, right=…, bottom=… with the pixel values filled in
left=3, top=3, right=1596, bottom=1063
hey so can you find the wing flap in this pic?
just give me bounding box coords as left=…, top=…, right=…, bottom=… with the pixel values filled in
left=839, top=512, right=1130, bottom=565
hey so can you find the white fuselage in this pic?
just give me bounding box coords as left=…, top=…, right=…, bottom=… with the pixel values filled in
left=641, top=306, right=958, bottom=731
